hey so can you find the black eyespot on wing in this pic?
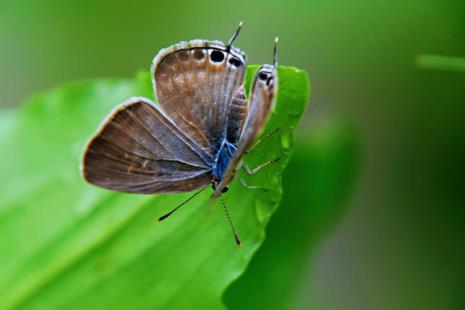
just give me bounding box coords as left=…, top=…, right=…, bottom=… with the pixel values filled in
left=221, top=187, right=229, bottom=193
left=211, top=50, right=225, bottom=62
left=259, top=72, right=269, bottom=81
left=228, top=58, right=241, bottom=67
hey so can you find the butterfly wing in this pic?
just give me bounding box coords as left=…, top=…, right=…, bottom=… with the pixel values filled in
left=236, top=64, right=278, bottom=154
left=82, top=97, right=213, bottom=194
left=212, top=65, right=278, bottom=198
left=152, top=40, right=247, bottom=157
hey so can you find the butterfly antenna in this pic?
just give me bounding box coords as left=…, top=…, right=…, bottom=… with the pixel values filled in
left=227, top=21, right=243, bottom=49
left=157, top=187, right=208, bottom=221
left=273, top=37, right=279, bottom=68
left=221, top=196, right=242, bottom=247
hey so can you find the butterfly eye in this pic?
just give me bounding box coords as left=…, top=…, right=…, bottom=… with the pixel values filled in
left=210, top=50, right=225, bottom=62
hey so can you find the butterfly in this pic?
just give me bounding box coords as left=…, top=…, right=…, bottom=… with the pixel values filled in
left=81, top=23, right=279, bottom=246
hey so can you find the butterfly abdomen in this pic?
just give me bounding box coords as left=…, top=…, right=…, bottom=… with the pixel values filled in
left=226, top=85, right=247, bottom=145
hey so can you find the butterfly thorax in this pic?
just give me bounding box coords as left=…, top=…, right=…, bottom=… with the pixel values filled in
left=212, top=139, right=237, bottom=180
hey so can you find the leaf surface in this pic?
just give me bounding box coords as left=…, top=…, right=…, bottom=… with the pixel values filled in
left=225, top=121, right=359, bottom=309
left=0, top=66, right=309, bottom=309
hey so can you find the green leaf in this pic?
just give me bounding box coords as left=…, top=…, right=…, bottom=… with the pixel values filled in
left=0, top=66, right=309, bottom=309
left=224, top=121, right=359, bottom=309
left=416, top=54, right=465, bottom=72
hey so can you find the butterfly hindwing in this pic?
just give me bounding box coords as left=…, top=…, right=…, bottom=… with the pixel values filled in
left=82, top=97, right=212, bottom=194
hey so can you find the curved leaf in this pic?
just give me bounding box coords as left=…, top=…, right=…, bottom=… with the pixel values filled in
left=0, top=66, right=309, bottom=309
left=225, top=121, right=360, bottom=309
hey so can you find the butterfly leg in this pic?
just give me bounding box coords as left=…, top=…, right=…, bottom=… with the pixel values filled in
left=237, top=177, right=265, bottom=190
left=242, top=158, right=280, bottom=175
left=245, top=128, right=280, bottom=154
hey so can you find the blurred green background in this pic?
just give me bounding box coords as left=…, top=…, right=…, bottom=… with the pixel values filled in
left=1, top=0, right=464, bottom=309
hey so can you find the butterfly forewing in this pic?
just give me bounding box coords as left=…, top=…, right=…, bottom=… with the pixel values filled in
left=152, top=40, right=247, bottom=156
left=82, top=97, right=212, bottom=194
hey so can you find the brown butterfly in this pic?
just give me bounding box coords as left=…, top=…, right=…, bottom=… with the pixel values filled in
left=81, top=23, right=278, bottom=246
